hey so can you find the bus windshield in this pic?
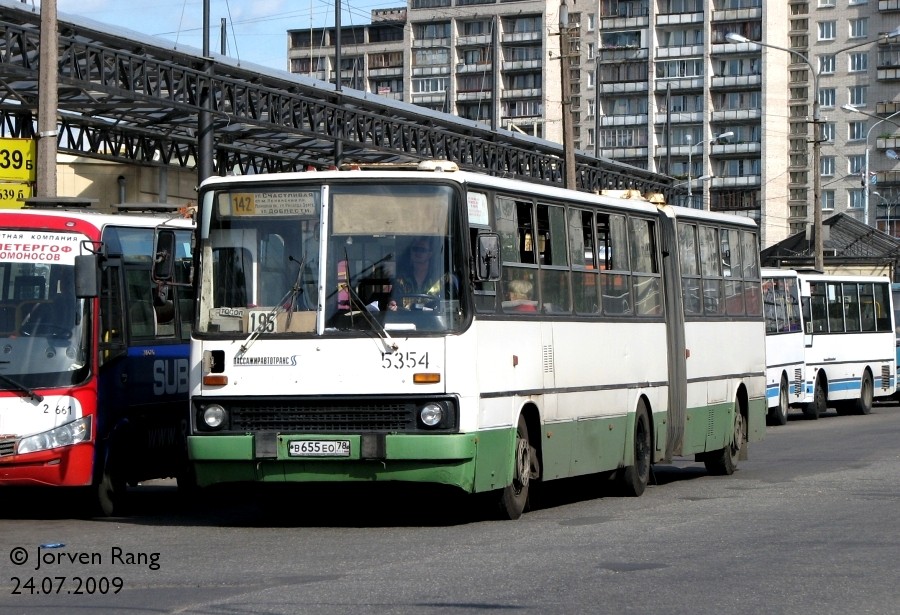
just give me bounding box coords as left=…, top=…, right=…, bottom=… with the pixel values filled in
left=198, top=182, right=467, bottom=335
left=0, top=260, right=89, bottom=389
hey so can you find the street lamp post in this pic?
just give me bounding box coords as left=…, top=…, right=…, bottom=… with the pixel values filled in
left=840, top=105, right=900, bottom=227
left=726, top=28, right=900, bottom=271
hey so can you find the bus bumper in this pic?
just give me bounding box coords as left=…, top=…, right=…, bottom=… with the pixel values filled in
left=0, top=443, right=94, bottom=487
left=188, top=429, right=514, bottom=493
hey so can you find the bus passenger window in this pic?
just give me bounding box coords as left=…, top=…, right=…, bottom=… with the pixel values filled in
left=678, top=223, right=702, bottom=316
left=569, top=209, right=599, bottom=315
left=598, top=214, right=631, bottom=315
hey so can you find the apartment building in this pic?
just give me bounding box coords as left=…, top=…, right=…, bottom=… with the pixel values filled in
left=287, top=1, right=900, bottom=249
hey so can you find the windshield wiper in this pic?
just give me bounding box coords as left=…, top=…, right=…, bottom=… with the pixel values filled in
left=341, top=248, right=398, bottom=353
left=236, top=255, right=310, bottom=358
left=0, top=367, right=43, bottom=403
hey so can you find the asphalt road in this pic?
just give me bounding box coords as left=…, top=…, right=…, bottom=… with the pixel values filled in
left=2, top=401, right=900, bottom=615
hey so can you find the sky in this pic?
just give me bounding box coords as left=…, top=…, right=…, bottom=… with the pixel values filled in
left=46, top=0, right=398, bottom=72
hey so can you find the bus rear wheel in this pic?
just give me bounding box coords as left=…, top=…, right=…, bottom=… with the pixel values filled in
left=703, top=404, right=745, bottom=476
left=768, top=374, right=790, bottom=426
left=617, top=401, right=651, bottom=497
left=853, top=370, right=874, bottom=415
left=497, top=415, right=534, bottom=520
left=803, top=377, right=826, bottom=420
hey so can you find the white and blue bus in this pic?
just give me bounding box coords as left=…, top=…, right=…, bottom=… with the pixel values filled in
left=165, top=161, right=767, bottom=519
left=762, top=269, right=896, bottom=423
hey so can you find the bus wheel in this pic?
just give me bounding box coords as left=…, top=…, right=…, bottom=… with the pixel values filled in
left=497, top=415, right=533, bottom=520
left=803, top=377, right=826, bottom=420
left=704, top=405, right=745, bottom=476
left=854, top=370, right=874, bottom=415
left=618, top=401, right=651, bottom=497
left=771, top=374, right=790, bottom=426
left=94, top=452, right=127, bottom=517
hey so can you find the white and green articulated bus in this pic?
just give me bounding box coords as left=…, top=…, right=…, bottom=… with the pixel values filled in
left=168, top=161, right=766, bottom=519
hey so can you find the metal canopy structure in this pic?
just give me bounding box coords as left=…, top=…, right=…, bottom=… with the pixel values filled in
left=0, top=0, right=675, bottom=198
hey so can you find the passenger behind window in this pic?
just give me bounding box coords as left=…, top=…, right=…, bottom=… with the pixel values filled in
left=503, top=279, right=538, bottom=312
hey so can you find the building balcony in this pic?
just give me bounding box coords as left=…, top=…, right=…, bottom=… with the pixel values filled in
left=876, top=170, right=900, bottom=185
left=369, top=67, right=404, bottom=77
left=598, top=81, right=648, bottom=94
left=712, top=142, right=761, bottom=156
left=501, top=31, right=542, bottom=44
left=655, top=12, right=704, bottom=26
left=412, top=65, right=451, bottom=76
left=711, top=8, right=763, bottom=22
left=876, top=136, right=900, bottom=149
left=712, top=175, right=762, bottom=189
left=598, top=114, right=648, bottom=127
left=456, top=34, right=491, bottom=46
left=876, top=101, right=900, bottom=114
left=456, top=62, right=493, bottom=74
left=412, top=37, right=449, bottom=48
left=710, top=75, right=762, bottom=89
left=598, top=146, right=649, bottom=158
left=877, top=67, right=900, bottom=80
left=411, top=93, right=447, bottom=105
left=500, top=88, right=542, bottom=99
left=710, top=109, right=762, bottom=122
left=654, top=77, right=704, bottom=92
left=598, top=47, right=648, bottom=62
left=599, top=15, right=650, bottom=30
left=501, top=59, right=543, bottom=71
left=879, top=0, right=900, bottom=11
left=655, top=45, right=704, bottom=59
left=652, top=111, right=704, bottom=124
left=457, top=90, right=492, bottom=101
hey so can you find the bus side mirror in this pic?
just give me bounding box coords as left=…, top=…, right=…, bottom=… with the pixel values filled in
left=152, top=229, right=177, bottom=283
left=153, top=229, right=192, bottom=286
left=74, top=254, right=99, bottom=298
left=475, top=233, right=501, bottom=282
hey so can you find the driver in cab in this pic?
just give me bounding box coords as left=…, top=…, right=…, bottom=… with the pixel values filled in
left=391, top=237, right=444, bottom=310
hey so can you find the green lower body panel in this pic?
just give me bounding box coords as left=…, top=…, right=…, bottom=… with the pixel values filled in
left=681, top=396, right=767, bottom=456
left=189, top=427, right=516, bottom=494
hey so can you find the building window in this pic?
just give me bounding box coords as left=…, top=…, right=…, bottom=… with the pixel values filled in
left=849, top=52, right=868, bottom=73
left=818, top=21, right=836, bottom=41
left=821, top=122, right=835, bottom=142
left=587, top=13, right=595, bottom=32
left=821, top=190, right=835, bottom=210
left=848, top=189, right=865, bottom=209
left=819, top=55, right=835, bottom=74
left=817, top=0, right=835, bottom=6
left=849, top=18, right=868, bottom=39
left=848, top=155, right=866, bottom=176
left=818, top=88, right=835, bottom=108
left=820, top=156, right=835, bottom=176
left=849, top=121, right=866, bottom=141
left=848, top=85, right=867, bottom=106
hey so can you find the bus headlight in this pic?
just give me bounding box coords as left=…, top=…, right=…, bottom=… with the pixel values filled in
left=419, top=403, right=444, bottom=428
left=202, top=405, right=227, bottom=429
left=17, top=416, right=92, bottom=455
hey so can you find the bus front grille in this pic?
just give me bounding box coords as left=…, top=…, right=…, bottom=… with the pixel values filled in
left=194, top=396, right=459, bottom=433
left=0, top=437, right=15, bottom=457
left=231, top=403, right=415, bottom=432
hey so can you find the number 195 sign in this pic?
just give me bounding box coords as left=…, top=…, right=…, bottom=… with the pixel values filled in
left=0, top=138, right=36, bottom=182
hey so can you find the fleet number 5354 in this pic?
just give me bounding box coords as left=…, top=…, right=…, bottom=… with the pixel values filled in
left=381, top=351, right=429, bottom=369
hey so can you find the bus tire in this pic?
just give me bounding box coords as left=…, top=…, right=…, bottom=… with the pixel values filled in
left=618, top=401, right=651, bottom=497
left=703, top=403, right=745, bottom=476
left=853, top=370, right=874, bottom=415
left=769, top=374, right=791, bottom=425
left=497, top=415, right=533, bottom=520
left=93, top=451, right=127, bottom=517
left=803, top=377, right=826, bottom=420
